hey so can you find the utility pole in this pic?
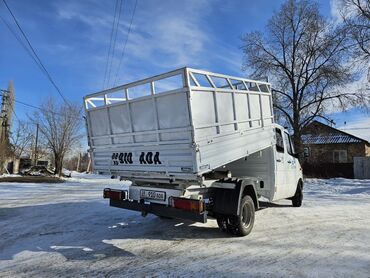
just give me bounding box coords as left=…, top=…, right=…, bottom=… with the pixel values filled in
left=0, top=89, right=10, bottom=143
left=0, top=83, right=15, bottom=174
left=34, top=123, right=39, bottom=166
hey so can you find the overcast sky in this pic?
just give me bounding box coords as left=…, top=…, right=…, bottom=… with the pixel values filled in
left=0, top=0, right=368, bottom=140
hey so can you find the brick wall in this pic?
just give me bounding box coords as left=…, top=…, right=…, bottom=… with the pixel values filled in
left=303, top=143, right=366, bottom=164
left=365, top=143, right=370, bottom=157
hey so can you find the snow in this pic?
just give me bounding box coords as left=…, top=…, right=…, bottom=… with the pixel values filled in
left=1, top=173, right=370, bottom=277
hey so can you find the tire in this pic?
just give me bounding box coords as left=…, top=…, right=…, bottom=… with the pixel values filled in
left=217, top=195, right=255, bottom=237
left=231, top=195, right=255, bottom=236
left=292, top=182, right=303, bottom=207
left=158, top=216, right=173, bottom=220
left=216, top=217, right=234, bottom=233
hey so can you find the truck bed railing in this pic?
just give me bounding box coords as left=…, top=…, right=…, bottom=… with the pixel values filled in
left=84, top=67, right=271, bottom=110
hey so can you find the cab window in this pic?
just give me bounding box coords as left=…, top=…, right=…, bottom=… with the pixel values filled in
left=284, top=132, right=293, bottom=155
left=289, top=135, right=295, bottom=154
left=275, top=128, right=284, bottom=153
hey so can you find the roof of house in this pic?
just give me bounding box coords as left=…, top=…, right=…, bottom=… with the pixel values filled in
left=302, top=121, right=369, bottom=145
left=301, top=134, right=364, bottom=144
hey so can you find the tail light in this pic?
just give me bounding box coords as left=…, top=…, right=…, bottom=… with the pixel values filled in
left=103, top=188, right=127, bottom=201
left=170, top=197, right=204, bottom=213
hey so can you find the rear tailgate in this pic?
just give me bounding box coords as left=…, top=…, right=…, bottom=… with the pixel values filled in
left=84, top=69, right=197, bottom=180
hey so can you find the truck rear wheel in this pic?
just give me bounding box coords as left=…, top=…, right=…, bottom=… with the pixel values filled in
left=292, top=182, right=303, bottom=207
left=216, top=217, right=234, bottom=233
left=232, top=195, right=255, bottom=236
left=216, top=195, right=255, bottom=237
left=158, top=216, right=173, bottom=220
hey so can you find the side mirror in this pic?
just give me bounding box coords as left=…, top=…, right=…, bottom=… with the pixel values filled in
left=292, top=152, right=300, bottom=159
left=292, top=150, right=305, bottom=159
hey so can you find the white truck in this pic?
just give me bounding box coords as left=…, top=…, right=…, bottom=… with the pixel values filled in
left=84, top=67, right=303, bottom=236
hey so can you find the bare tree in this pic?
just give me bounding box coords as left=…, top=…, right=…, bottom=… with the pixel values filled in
left=340, top=0, right=370, bottom=64
left=64, top=152, right=90, bottom=172
left=9, top=120, right=33, bottom=158
left=30, top=98, right=83, bottom=176
left=0, top=140, right=11, bottom=173
left=242, top=0, right=365, bottom=151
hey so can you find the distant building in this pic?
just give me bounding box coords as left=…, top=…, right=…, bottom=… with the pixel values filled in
left=301, top=120, right=370, bottom=178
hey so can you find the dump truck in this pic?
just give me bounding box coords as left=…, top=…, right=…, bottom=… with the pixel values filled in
left=84, top=67, right=303, bottom=236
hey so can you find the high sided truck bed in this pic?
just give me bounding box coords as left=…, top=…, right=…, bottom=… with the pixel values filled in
left=84, top=68, right=274, bottom=182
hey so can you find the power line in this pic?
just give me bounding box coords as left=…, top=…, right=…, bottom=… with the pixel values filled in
left=102, top=0, right=119, bottom=89
left=15, top=99, right=80, bottom=119
left=106, top=0, right=124, bottom=88
left=8, top=99, right=20, bottom=122
left=1, top=0, right=71, bottom=106
left=0, top=91, right=81, bottom=120
left=0, top=15, right=45, bottom=75
left=113, top=0, right=138, bottom=86
left=340, top=127, right=370, bottom=130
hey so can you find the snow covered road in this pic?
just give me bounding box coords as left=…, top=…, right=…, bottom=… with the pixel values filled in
left=1, top=174, right=370, bottom=277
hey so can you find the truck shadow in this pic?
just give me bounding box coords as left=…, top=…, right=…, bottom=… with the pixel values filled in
left=0, top=202, right=136, bottom=261
left=1, top=199, right=299, bottom=262
left=0, top=200, right=234, bottom=262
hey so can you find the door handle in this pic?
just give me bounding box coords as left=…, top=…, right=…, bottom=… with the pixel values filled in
left=287, top=160, right=292, bottom=164
left=276, top=159, right=282, bottom=162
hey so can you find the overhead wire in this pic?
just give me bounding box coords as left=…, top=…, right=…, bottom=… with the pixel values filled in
left=0, top=15, right=46, bottom=75
left=1, top=0, right=71, bottom=107
left=0, top=91, right=81, bottom=120
left=7, top=95, right=20, bottom=122
left=340, top=127, right=370, bottom=130
left=102, top=0, right=119, bottom=89
left=106, top=0, right=124, bottom=88
left=113, top=0, right=138, bottom=86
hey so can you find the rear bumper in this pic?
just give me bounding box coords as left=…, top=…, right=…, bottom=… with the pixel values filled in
left=110, top=199, right=207, bottom=223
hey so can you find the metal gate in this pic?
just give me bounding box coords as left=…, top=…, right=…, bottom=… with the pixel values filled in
left=354, top=157, right=370, bottom=179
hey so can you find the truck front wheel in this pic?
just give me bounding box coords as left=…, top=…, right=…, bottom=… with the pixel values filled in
left=292, top=182, right=303, bottom=207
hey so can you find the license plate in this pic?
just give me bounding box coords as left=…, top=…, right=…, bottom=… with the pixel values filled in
left=140, top=190, right=166, bottom=201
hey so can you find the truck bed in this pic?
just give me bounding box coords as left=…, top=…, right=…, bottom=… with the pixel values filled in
left=84, top=67, right=274, bottom=182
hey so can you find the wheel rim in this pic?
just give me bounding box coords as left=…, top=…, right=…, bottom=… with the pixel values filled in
left=241, top=204, right=251, bottom=228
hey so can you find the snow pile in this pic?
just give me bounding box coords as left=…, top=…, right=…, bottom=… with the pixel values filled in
left=305, top=178, right=370, bottom=199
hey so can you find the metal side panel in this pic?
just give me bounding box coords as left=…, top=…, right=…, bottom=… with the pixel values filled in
left=188, top=72, right=274, bottom=175
left=92, top=143, right=196, bottom=176
left=219, top=146, right=275, bottom=201
left=195, top=128, right=275, bottom=173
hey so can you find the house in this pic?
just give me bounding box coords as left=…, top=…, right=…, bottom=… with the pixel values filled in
left=301, top=120, right=370, bottom=178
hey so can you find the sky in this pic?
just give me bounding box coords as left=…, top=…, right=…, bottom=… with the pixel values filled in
left=0, top=0, right=369, bottom=141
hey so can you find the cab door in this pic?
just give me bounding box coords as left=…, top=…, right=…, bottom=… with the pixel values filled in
left=273, top=128, right=297, bottom=201
left=283, top=131, right=298, bottom=197
left=274, top=128, right=286, bottom=191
